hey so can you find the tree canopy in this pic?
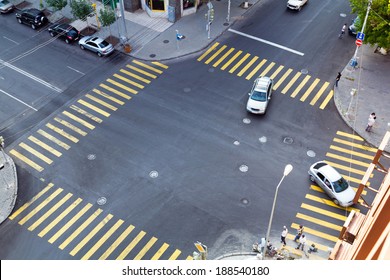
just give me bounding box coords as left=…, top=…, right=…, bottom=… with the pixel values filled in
left=70, top=0, right=93, bottom=21
left=46, top=0, right=67, bottom=12
left=349, top=0, right=390, bottom=49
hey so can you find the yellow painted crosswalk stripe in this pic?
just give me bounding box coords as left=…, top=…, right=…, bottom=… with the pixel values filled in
left=291, top=223, right=338, bottom=242
left=286, top=233, right=329, bottom=252
left=197, top=42, right=219, bottom=61
left=120, top=69, right=151, bottom=84
left=99, top=224, right=135, bottom=260
left=38, top=198, right=83, bottom=238
left=326, top=152, right=370, bottom=168
left=19, top=188, right=63, bottom=225
left=126, top=65, right=157, bottom=79
left=28, top=193, right=73, bottom=231
left=310, top=82, right=329, bottom=105
left=28, top=136, right=62, bottom=157
left=116, top=231, right=146, bottom=260
left=113, top=73, right=144, bottom=89
left=301, top=203, right=347, bottom=221
left=151, top=243, right=169, bottom=260
left=339, top=173, right=370, bottom=187
left=222, top=50, right=242, bottom=71
left=325, top=160, right=373, bottom=177
left=336, top=131, right=364, bottom=141
left=70, top=214, right=113, bottom=256
left=59, top=208, right=103, bottom=250
left=311, top=183, right=368, bottom=195
left=273, top=68, right=292, bottom=90
left=85, top=94, right=118, bottom=111
left=186, top=255, right=194, bottom=260
left=48, top=203, right=93, bottom=244
left=92, top=89, right=124, bottom=105
left=133, top=60, right=163, bottom=74
left=281, top=72, right=301, bottom=94
left=291, top=75, right=311, bottom=98
left=213, top=47, right=234, bottom=67
left=45, top=122, right=78, bottom=143
left=300, top=78, right=320, bottom=101
left=168, top=249, right=182, bottom=260
left=305, top=194, right=359, bottom=212
left=37, top=129, right=71, bottom=150
left=237, top=56, right=258, bottom=77
left=329, top=145, right=374, bottom=160
left=9, top=149, right=44, bottom=172
left=319, top=90, right=333, bottom=109
left=296, top=213, right=342, bottom=231
left=259, top=62, right=275, bottom=77
left=151, top=61, right=169, bottom=69
left=270, top=65, right=284, bottom=80
left=77, top=99, right=110, bottom=117
left=333, top=138, right=377, bottom=152
left=205, top=45, right=227, bottom=65
left=99, top=83, right=132, bottom=100
left=229, top=53, right=250, bottom=73
left=19, top=142, right=53, bottom=164
left=62, top=111, right=95, bottom=130
left=81, top=219, right=124, bottom=260
left=54, top=117, right=87, bottom=136
left=246, top=59, right=267, bottom=80
left=9, top=183, right=53, bottom=220
left=106, top=79, right=138, bottom=95
left=70, top=105, right=103, bottom=123
left=134, top=236, right=158, bottom=260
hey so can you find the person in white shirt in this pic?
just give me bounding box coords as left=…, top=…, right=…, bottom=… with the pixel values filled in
left=296, top=234, right=307, bottom=250
left=365, top=112, right=376, bottom=132
left=281, top=226, right=288, bottom=246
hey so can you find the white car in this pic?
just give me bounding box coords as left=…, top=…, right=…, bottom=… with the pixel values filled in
left=308, top=161, right=356, bottom=207
left=287, top=0, right=308, bottom=11
left=246, top=76, right=273, bottom=114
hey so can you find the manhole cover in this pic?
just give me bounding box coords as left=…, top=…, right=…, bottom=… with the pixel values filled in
left=223, top=22, right=229, bottom=26
left=208, top=68, right=215, bottom=73
left=283, top=137, right=293, bottom=144
left=149, top=170, right=159, bottom=178
left=149, top=54, right=156, bottom=58
left=87, top=154, right=96, bottom=160
left=301, top=69, right=308, bottom=74
left=340, top=13, right=347, bottom=17
left=243, top=118, right=251, bottom=124
left=234, top=140, right=240, bottom=146
left=183, top=87, right=191, bottom=93
left=241, top=198, right=249, bottom=205
left=239, top=164, right=248, bottom=172
left=307, top=150, right=316, bottom=157
left=259, top=136, right=267, bottom=143
left=163, top=40, right=169, bottom=44
left=97, top=197, right=107, bottom=205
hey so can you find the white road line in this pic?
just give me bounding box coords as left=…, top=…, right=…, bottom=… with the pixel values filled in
left=3, top=36, right=20, bottom=45
left=0, top=89, right=38, bottom=111
left=0, top=59, right=63, bottom=93
left=67, top=66, right=85, bottom=75
left=228, top=28, right=305, bottom=56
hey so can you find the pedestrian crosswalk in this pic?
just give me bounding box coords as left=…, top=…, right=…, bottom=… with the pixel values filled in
left=9, top=60, right=168, bottom=174
left=9, top=182, right=192, bottom=260
left=289, top=131, right=376, bottom=252
left=197, top=42, right=334, bottom=110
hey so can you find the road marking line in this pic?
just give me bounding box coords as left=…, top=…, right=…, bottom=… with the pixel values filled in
left=116, top=231, right=146, bottom=260
left=228, top=29, right=304, bottom=56
left=0, top=89, right=38, bottom=111
left=168, top=249, right=182, bottom=260
left=310, top=82, right=329, bottom=105
left=336, top=131, right=364, bottom=141
left=69, top=105, right=103, bottom=123
left=126, top=65, right=157, bottom=79
left=62, top=111, right=95, bottom=130
left=281, top=72, right=301, bottom=94
left=99, top=225, right=135, bottom=260
left=119, top=69, right=151, bottom=84
left=270, top=65, right=284, bottom=80
left=151, top=61, right=169, bottom=69
left=134, top=236, right=158, bottom=260
left=37, top=129, right=70, bottom=150
left=19, top=142, right=52, bottom=164
left=319, top=90, right=333, bottom=109
left=46, top=122, right=79, bottom=143
left=324, top=160, right=372, bottom=177
left=133, top=60, right=163, bottom=74
left=300, top=78, right=320, bottom=101
left=151, top=243, right=170, bottom=260
left=28, top=136, right=62, bottom=157
left=221, top=50, right=242, bottom=70
left=213, top=47, right=234, bottom=67
left=246, top=59, right=267, bottom=80
left=66, top=66, right=85, bottom=75
left=106, top=79, right=138, bottom=95
left=113, top=73, right=144, bottom=89
left=230, top=53, right=250, bottom=73
left=85, top=94, right=118, bottom=111
left=291, top=222, right=338, bottom=242
left=273, top=68, right=292, bottom=90
left=305, top=194, right=359, bottom=211
left=205, top=45, right=227, bottom=65
left=77, top=99, right=111, bottom=117
left=92, top=89, right=124, bottom=105
left=259, top=62, right=275, bottom=77
left=3, top=36, right=19, bottom=45
left=54, top=117, right=87, bottom=136
left=197, top=42, right=220, bottom=61
left=329, top=145, right=373, bottom=160
left=237, top=56, right=258, bottom=77
left=9, top=149, right=44, bottom=171
left=326, top=152, right=370, bottom=168
left=332, top=138, right=377, bottom=152
left=290, top=75, right=311, bottom=98
left=296, top=213, right=342, bottom=231
left=301, top=203, right=347, bottom=221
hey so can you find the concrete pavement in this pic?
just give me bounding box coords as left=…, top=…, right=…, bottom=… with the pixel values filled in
left=1, top=1, right=389, bottom=260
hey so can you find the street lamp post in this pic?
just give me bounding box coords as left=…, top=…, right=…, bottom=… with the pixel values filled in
left=263, top=164, right=293, bottom=258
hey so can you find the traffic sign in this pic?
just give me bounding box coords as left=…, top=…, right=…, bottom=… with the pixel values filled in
left=356, top=39, right=363, bottom=46
left=356, top=32, right=365, bottom=40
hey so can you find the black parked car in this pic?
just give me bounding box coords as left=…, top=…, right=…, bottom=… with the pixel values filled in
left=15, top=8, right=47, bottom=29
left=48, top=23, right=80, bottom=44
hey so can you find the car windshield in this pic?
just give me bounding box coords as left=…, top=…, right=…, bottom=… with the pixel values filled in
left=332, top=177, right=349, bottom=193
left=99, top=41, right=110, bottom=48
left=68, top=30, right=78, bottom=36
left=1, top=0, right=10, bottom=5
left=251, top=90, right=267, bottom=102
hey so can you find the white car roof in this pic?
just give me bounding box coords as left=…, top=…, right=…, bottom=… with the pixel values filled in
left=254, top=77, right=271, bottom=92
left=318, top=164, right=342, bottom=182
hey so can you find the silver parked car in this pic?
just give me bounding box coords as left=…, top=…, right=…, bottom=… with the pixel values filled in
left=308, top=161, right=356, bottom=207
left=78, top=36, right=114, bottom=57
left=0, top=0, right=14, bottom=14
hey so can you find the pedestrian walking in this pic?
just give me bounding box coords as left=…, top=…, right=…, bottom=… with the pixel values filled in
left=339, top=23, right=347, bottom=38
left=294, top=225, right=304, bottom=242
left=296, top=234, right=307, bottom=250
left=365, top=113, right=376, bottom=132
left=281, top=226, right=288, bottom=246
left=335, top=72, right=342, bottom=87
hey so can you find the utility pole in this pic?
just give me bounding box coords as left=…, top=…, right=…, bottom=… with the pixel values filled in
left=205, top=2, right=214, bottom=39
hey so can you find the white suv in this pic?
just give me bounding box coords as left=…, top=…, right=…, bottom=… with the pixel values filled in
left=246, top=76, right=274, bottom=114
left=287, top=0, right=308, bottom=11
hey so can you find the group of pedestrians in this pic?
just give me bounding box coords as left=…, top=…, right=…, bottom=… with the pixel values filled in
left=279, top=225, right=307, bottom=250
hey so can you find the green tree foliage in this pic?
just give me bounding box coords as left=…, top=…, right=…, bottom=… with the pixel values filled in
left=99, top=7, right=116, bottom=27
left=349, top=0, right=390, bottom=49
left=46, top=0, right=67, bottom=11
left=70, top=0, right=93, bottom=21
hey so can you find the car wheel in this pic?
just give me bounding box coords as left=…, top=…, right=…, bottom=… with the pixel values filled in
left=333, top=199, right=339, bottom=205
left=50, top=32, right=55, bottom=37
left=31, top=24, right=36, bottom=30
left=80, top=45, right=85, bottom=50
left=18, top=18, right=22, bottom=24
left=310, top=175, right=315, bottom=182
left=97, top=52, right=102, bottom=57
left=65, top=39, right=70, bottom=44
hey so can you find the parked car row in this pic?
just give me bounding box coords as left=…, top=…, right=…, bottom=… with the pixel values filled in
left=1, top=6, right=114, bottom=57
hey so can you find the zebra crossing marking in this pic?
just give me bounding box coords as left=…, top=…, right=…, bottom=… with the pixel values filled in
left=62, top=111, right=95, bottom=130
left=151, top=242, right=169, bottom=260
left=291, top=75, right=311, bottom=98
left=301, top=203, right=347, bottom=221
left=19, top=142, right=53, bottom=164
left=116, top=231, right=146, bottom=260
left=205, top=45, right=227, bottom=65
left=119, top=69, right=151, bottom=84
left=332, top=138, right=378, bottom=152
left=37, top=129, right=71, bottom=150
left=273, top=68, right=292, bottom=90
left=300, top=77, right=320, bottom=101
left=213, top=47, right=234, bottom=67
left=99, top=224, right=135, bottom=260
left=237, top=56, right=258, bottom=77
left=329, top=145, right=374, bottom=160
left=134, top=236, right=158, bottom=260
left=336, top=131, right=364, bottom=141
left=113, top=73, right=145, bottom=89
left=54, top=117, right=87, bottom=136
left=106, top=79, right=138, bottom=95
left=28, top=136, right=62, bottom=157
left=85, top=94, right=118, bottom=111
left=291, top=223, right=338, bottom=242
left=77, top=99, right=111, bottom=117
left=259, top=61, right=275, bottom=77
left=296, top=213, right=342, bottom=231
left=325, top=153, right=370, bottom=168
left=152, top=61, right=169, bottom=69
left=133, top=60, right=163, bottom=74
left=126, top=65, right=157, bottom=79
left=69, top=105, right=103, bottom=124
left=281, top=72, right=301, bottom=94
left=229, top=53, right=250, bottom=73
left=92, top=89, right=125, bottom=106
left=221, top=50, right=242, bottom=71
left=168, top=249, right=182, bottom=260
left=9, top=149, right=43, bottom=171
left=319, top=90, right=333, bottom=109
left=324, top=160, right=372, bottom=177
left=305, top=194, right=359, bottom=212
left=270, top=65, right=284, bottom=80
left=197, top=42, right=219, bottom=62
left=246, top=59, right=267, bottom=80
left=309, top=82, right=329, bottom=105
